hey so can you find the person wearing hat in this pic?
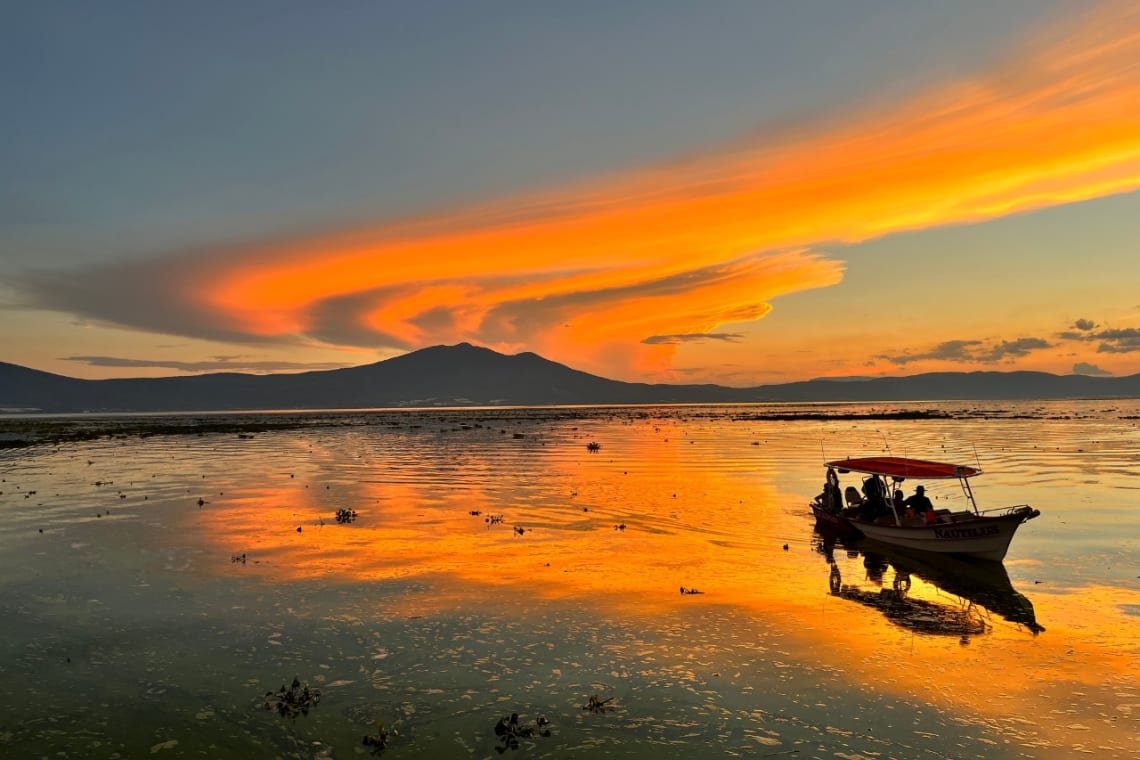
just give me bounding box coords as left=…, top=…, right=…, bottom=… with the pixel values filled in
left=904, top=485, right=933, bottom=515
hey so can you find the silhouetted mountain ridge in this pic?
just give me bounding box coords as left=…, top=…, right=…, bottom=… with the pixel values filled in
left=2, top=343, right=1137, bottom=412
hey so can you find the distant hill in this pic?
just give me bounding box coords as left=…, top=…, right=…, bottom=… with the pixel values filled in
left=2, top=343, right=1138, bottom=413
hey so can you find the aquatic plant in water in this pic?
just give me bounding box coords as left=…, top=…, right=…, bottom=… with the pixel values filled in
left=493, top=712, right=551, bottom=751
left=263, top=677, right=320, bottom=718
left=583, top=694, right=615, bottom=713
left=362, top=720, right=390, bottom=751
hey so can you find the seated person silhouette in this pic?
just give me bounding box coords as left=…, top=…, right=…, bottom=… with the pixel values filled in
left=862, top=475, right=885, bottom=504
left=904, top=485, right=934, bottom=515
left=858, top=476, right=889, bottom=521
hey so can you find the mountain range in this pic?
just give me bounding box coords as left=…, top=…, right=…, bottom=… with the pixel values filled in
left=2, top=342, right=1138, bottom=413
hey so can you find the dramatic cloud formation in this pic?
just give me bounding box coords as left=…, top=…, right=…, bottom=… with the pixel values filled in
left=13, top=1, right=1140, bottom=379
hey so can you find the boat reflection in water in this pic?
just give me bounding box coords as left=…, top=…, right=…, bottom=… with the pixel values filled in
left=815, top=526, right=1044, bottom=640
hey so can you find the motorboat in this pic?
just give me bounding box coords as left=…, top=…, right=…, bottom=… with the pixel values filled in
left=811, top=455, right=1039, bottom=561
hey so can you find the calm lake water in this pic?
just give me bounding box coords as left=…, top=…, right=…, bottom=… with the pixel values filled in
left=1, top=401, right=1138, bottom=759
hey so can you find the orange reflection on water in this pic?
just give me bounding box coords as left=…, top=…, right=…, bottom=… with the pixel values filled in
left=184, top=423, right=1137, bottom=757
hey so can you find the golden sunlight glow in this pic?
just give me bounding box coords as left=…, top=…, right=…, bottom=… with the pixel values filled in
left=189, top=422, right=1139, bottom=757
left=196, top=2, right=1140, bottom=378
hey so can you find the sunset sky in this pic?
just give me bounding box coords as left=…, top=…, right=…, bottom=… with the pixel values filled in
left=3, top=1, right=1139, bottom=385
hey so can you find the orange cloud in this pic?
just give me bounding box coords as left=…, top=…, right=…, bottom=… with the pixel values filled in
left=196, top=1, right=1140, bottom=378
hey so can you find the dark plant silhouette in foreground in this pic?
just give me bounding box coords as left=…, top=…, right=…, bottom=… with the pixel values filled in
left=493, top=712, right=551, bottom=752
left=583, top=694, right=615, bottom=713
left=263, top=677, right=320, bottom=718
left=362, top=720, right=391, bottom=752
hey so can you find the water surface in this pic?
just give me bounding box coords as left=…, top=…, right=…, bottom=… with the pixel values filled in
left=1, top=401, right=1138, bottom=758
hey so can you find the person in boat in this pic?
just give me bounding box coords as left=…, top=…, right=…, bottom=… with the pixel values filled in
left=818, top=467, right=843, bottom=513
left=904, top=485, right=933, bottom=515
left=858, top=475, right=889, bottom=521
left=862, top=475, right=885, bottom=504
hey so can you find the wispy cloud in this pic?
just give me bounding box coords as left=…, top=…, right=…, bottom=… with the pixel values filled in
left=1091, top=328, right=1140, bottom=353
left=880, top=337, right=1053, bottom=366
left=1057, top=325, right=1140, bottom=353
left=1073, top=361, right=1112, bottom=376
left=60, top=356, right=350, bottom=373
left=879, top=340, right=983, bottom=366
left=642, top=333, right=744, bottom=345
left=980, top=338, right=1053, bottom=361
left=14, top=1, right=1140, bottom=378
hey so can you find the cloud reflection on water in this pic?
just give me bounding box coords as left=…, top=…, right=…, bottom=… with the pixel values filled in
left=2, top=402, right=1138, bottom=757
left=156, top=405, right=1140, bottom=757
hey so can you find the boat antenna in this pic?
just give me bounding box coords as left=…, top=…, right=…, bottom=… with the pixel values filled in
left=819, top=439, right=827, bottom=465
left=880, top=430, right=891, bottom=455
left=971, top=443, right=982, bottom=471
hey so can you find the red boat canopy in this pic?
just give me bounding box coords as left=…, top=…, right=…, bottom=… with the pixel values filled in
left=825, top=456, right=981, bottom=480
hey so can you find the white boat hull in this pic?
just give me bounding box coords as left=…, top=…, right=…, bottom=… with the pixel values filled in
left=848, top=506, right=1039, bottom=561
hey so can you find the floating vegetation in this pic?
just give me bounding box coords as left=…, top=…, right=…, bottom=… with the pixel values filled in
left=493, top=712, right=551, bottom=751
left=335, top=507, right=359, bottom=524
left=362, top=720, right=391, bottom=751
left=231, top=553, right=247, bottom=564
left=679, top=586, right=704, bottom=595
left=485, top=513, right=505, bottom=526
left=586, top=441, right=601, bottom=452
left=263, top=677, right=320, bottom=718
left=583, top=694, right=615, bottom=713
